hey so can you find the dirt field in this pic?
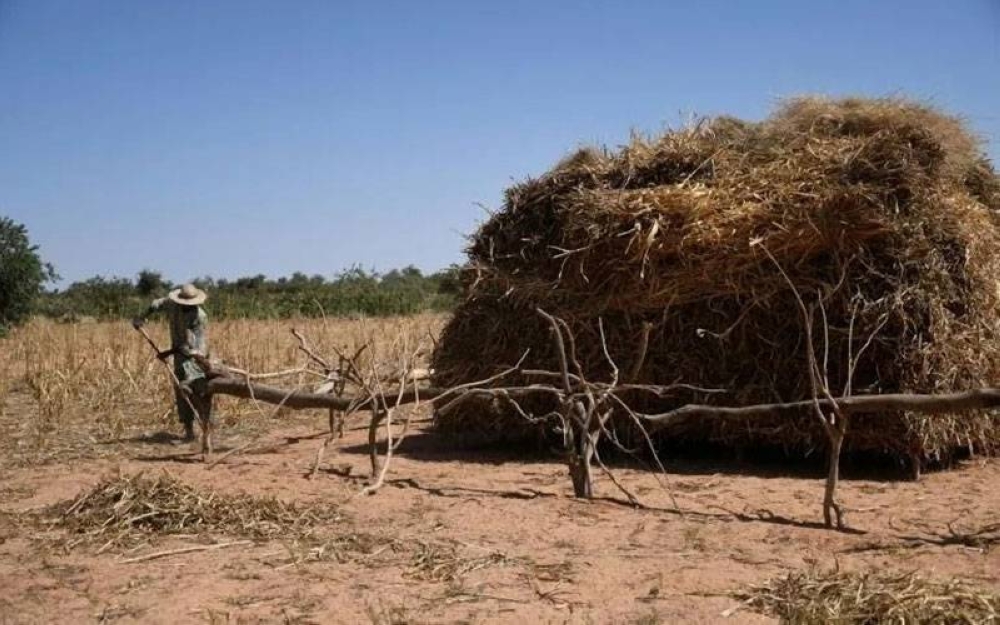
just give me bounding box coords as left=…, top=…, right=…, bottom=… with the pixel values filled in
left=2, top=319, right=1000, bottom=624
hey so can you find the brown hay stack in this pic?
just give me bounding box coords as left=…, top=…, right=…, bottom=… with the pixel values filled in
left=432, top=96, right=1000, bottom=466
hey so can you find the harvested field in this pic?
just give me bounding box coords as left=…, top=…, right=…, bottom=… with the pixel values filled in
left=433, top=97, right=1000, bottom=467
left=3, top=318, right=1000, bottom=623
left=0, top=314, right=445, bottom=467
left=4, top=98, right=1000, bottom=621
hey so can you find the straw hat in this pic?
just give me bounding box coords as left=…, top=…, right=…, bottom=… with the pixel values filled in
left=168, top=283, right=208, bottom=306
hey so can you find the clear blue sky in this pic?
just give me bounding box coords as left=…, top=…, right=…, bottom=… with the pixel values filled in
left=2, top=1, right=998, bottom=286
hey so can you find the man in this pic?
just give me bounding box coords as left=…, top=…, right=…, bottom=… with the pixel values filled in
left=132, top=283, right=211, bottom=442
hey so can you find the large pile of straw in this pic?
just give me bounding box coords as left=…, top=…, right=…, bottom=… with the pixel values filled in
left=432, top=97, right=1000, bottom=465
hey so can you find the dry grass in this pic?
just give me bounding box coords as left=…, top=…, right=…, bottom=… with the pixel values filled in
left=406, top=540, right=518, bottom=582
left=737, top=568, right=1000, bottom=624
left=48, top=471, right=344, bottom=549
left=37, top=470, right=522, bottom=586
left=0, top=314, right=446, bottom=466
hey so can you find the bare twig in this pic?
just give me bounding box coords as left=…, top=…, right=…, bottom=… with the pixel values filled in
left=121, top=540, right=252, bottom=563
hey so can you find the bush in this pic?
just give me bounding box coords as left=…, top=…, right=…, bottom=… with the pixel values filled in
left=0, top=217, right=56, bottom=332
left=37, top=266, right=458, bottom=320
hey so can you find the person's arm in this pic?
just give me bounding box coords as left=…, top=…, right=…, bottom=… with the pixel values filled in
left=132, top=299, right=176, bottom=360
left=132, top=298, right=168, bottom=329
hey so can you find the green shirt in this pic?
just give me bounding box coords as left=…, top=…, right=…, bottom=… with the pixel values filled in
left=142, top=298, right=209, bottom=381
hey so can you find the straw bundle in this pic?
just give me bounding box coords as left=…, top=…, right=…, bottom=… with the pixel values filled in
left=53, top=471, right=342, bottom=546
left=737, top=568, right=1000, bottom=624
left=432, top=96, right=1000, bottom=465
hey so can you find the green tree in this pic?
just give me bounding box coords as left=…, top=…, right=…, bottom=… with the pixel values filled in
left=430, top=264, right=463, bottom=295
left=136, top=269, right=169, bottom=296
left=0, top=217, right=57, bottom=331
left=38, top=264, right=460, bottom=320
left=60, top=276, right=135, bottom=318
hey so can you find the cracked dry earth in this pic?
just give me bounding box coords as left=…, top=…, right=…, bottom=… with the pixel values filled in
left=1, top=399, right=999, bottom=624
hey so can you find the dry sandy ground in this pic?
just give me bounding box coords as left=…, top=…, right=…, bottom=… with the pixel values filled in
left=2, top=402, right=1000, bottom=624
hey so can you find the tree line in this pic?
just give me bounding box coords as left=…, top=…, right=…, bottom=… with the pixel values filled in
left=39, top=266, right=461, bottom=320
left=1, top=216, right=460, bottom=332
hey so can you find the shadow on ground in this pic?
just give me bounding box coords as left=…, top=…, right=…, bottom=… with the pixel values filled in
left=335, top=430, right=922, bottom=482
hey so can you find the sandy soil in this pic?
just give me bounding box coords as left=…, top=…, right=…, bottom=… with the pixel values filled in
left=2, top=400, right=999, bottom=624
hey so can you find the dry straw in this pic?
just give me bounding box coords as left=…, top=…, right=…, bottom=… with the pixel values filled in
left=51, top=471, right=342, bottom=548
left=736, top=568, right=1000, bottom=624
left=433, top=96, right=1000, bottom=465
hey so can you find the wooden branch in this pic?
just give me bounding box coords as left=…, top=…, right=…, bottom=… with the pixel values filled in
left=121, top=540, right=252, bottom=563
left=641, top=388, right=1000, bottom=427
left=627, top=321, right=653, bottom=383
left=537, top=308, right=574, bottom=393
left=207, top=375, right=441, bottom=411
left=291, top=328, right=333, bottom=373
left=205, top=354, right=528, bottom=414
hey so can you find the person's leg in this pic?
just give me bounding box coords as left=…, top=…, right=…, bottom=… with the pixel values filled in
left=190, top=379, right=214, bottom=453
left=174, top=361, right=198, bottom=440
left=175, top=385, right=196, bottom=440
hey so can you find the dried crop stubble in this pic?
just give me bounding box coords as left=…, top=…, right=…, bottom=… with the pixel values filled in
left=0, top=314, right=446, bottom=464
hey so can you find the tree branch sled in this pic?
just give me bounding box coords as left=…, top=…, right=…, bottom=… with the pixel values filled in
left=205, top=364, right=1000, bottom=423
left=198, top=334, right=1000, bottom=526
